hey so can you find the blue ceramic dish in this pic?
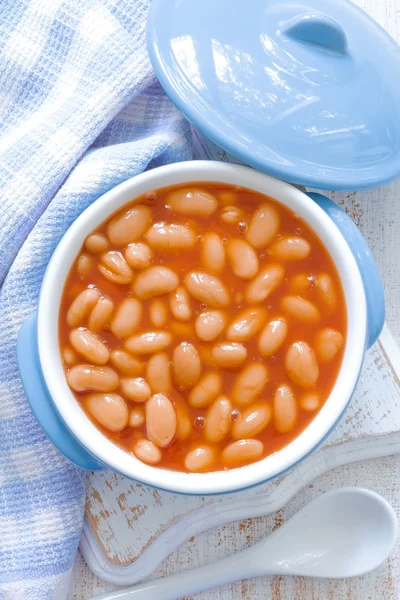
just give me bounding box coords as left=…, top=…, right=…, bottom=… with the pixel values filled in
left=17, top=162, right=384, bottom=494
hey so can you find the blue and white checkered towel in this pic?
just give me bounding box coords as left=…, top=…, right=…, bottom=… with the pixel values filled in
left=0, top=1, right=192, bottom=597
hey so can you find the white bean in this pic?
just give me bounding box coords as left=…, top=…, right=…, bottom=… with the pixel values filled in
left=232, top=363, right=268, bottom=406
left=170, top=286, right=192, bottom=322
left=184, top=446, right=215, bottom=472
left=222, top=439, right=264, bottom=465
left=226, top=239, right=259, bottom=279
left=300, top=393, right=320, bottom=411
left=125, top=331, right=172, bottom=355
left=226, top=307, right=267, bottom=342
left=285, top=341, right=319, bottom=388
left=67, top=365, right=119, bottom=392
left=167, top=188, right=218, bottom=217
left=204, top=395, right=232, bottom=443
left=184, top=271, right=230, bottom=307
left=201, top=232, right=225, bottom=273
left=120, top=377, right=151, bottom=402
left=290, top=273, right=317, bottom=295
left=281, top=295, right=320, bottom=324
left=175, top=404, right=192, bottom=441
left=317, top=273, right=337, bottom=311
left=274, top=385, right=297, bottom=433
left=98, top=251, right=133, bottom=284
left=173, top=342, right=202, bottom=389
left=67, top=288, right=101, bottom=327
left=85, top=233, right=108, bottom=253
left=129, top=407, right=145, bottom=428
left=245, top=264, right=284, bottom=304
left=147, top=222, right=196, bottom=251
left=125, top=243, right=152, bottom=269
left=110, top=298, right=142, bottom=338
left=86, top=393, right=128, bottom=432
left=189, top=371, right=222, bottom=408
left=212, top=342, right=247, bottom=369
left=246, top=203, right=280, bottom=248
left=195, top=310, right=226, bottom=342
left=110, top=350, right=143, bottom=376
left=107, top=205, right=151, bottom=246
left=63, top=347, right=77, bottom=365
left=77, top=254, right=93, bottom=277
left=268, top=236, right=311, bottom=260
left=145, top=393, right=177, bottom=447
left=146, top=353, right=171, bottom=394
left=133, top=266, right=179, bottom=299
left=232, top=402, right=271, bottom=439
left=69, top=328, right=109, bottom=365
left=149, top=299, right=168, bottom=328
left=315, top=328, right=344, bottom=363
left=258, top=318, right=288, bottom=356
left=134, top=439, right=162, bottom=465
left=220, top=205, right=246, bottom=225
left=88, top=297, right=114, bottom=332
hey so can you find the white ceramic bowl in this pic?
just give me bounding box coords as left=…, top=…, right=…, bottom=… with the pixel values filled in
left=18, top=161, right=385, bottom=494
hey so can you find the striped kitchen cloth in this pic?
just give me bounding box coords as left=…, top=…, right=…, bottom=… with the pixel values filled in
left=0, top=0, right=192, bottom=598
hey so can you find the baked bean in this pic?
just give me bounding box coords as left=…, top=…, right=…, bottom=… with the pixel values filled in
left=133, top=266, right=179, bottom=299
left=175, top=404, right=192, bottom=441
left=107, top=205, right=151, bottom=246
left=246, top=203, right=279, bottom=248
left=218, top=190, right=237, bottom=205
left=67, top=365, right=119, bottom=392
left=317, top=273, right=337, bottom=311
left=226, top=307, right=267, bottom=342
left=290, top=273, right=317, bottom=295
left=86, top=393, right=128, bottom=432
left=201, top=232, right=225, bottom=273
left=125, top=242, right=152, bottom=269
left=110, top=298, right=142, bottom=338
left=77, top=254, right=93, bottom=277
left=232, top=363, right=268, bottom=406
left=145, top=393, right=177, bottom=447
left=129, top=406, right=145, bottom=428
left=222, top=439, right=264, bottom=465
left=232, top=402, right=271, bottom=439
left=146, top=353, right=171, bottom=394
left=125, top=331, right=172, bottom=355
left=184, top=446, right=215, bottom=472
left=120, top=377, right=151, bottom=402
left=147, top=222, right=196, bottom=252
left=315, top=327, right=344, bottom=363
left=88, top=297, right=114, bottom=332
left=212, top=342, right=247, bottom=369
left=67, top=287, right=101, bottom=327
left=245, top=264, right=284, bottom=304
left=258, top=317, right=288, bottom=356
left=205, top=396, right=232, bottom=443
left=63, top=347, right=77, bottom=365
left=184, top=271, right=230, bottom=307
left=220, top=205, right=246, bottom=225
left=285, top=341, right=319, bottom=388
left=98, top=251, right=133, bottom=285
left=110, top=349, right=143, bottom=376
left=281, top=295, right=320, bottom=324
left=269, top=236, right=311, bottom=260
left=195, top=310, right=226, bottom=342
left=173, top=342, right=201, bottom=389
left=69, top=328, right=109, bottom=365
left=189, top=371, right=222, bottom=408
left=149, top=299, right=168, bottom=328
left=167, top=187, right=218, bottom=217
left=170, top=286, right=192, bottom=322
left=85, top=233, right=108, bottom=253
left=170, top=321, right=195, bottom=338
left=274, top=385, right=297, bottom=433
left=300, top=393, right=320, bottom=411
left=134, top=439, right=162, bottom=465
left=226, top=239, right=259, bottom=280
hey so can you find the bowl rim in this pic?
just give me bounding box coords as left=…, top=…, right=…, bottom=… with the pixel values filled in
left=37, top=161, right=366, bottom=494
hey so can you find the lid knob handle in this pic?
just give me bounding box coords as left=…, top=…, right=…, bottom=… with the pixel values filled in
left=281, top=14, right=348, bottom=55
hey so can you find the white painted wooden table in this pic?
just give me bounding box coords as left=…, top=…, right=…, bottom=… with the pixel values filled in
left=69, top=0, right=400, bottom=597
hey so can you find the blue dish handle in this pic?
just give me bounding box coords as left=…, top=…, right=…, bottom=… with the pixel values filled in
left=307, top=193, right=385, bottom=349
left=17, top=312, right=104, bottom=471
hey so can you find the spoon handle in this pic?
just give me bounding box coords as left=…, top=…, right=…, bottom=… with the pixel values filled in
left=93, top=546, right=261, bottom=600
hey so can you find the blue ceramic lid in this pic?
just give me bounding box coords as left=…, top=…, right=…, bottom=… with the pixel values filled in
left=147, top=0, right=400, bottom=190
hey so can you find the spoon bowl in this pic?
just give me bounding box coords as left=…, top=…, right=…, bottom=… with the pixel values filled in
left=93, top=488, right=398, bottom=600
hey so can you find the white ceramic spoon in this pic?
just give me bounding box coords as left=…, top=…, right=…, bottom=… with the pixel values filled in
left=93, top=488, right=398, bottom=600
